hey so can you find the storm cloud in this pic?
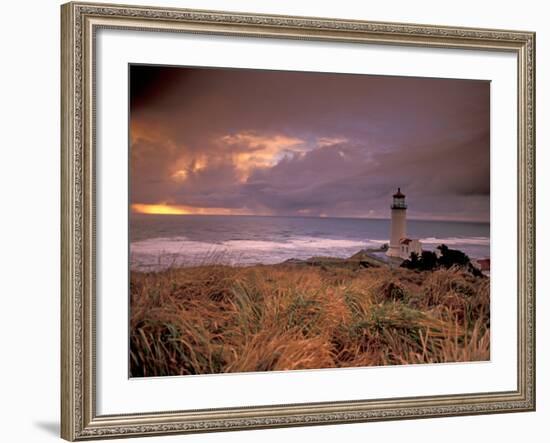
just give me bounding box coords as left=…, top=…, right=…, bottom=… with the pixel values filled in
left=130, top=65, right=490, bottom=221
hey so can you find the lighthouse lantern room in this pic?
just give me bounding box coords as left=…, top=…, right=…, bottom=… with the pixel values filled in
left=391, top=188, right=407, bottom=209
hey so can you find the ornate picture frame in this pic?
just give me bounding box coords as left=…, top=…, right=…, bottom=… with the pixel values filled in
left=61, top=2, right=535, bottom=440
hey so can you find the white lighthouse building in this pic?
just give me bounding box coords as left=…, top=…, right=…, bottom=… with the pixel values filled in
left=386, top=188, right=422, bottom=259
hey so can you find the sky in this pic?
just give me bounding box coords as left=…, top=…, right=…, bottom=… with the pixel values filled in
left=130, top=65, right=490, bottom=222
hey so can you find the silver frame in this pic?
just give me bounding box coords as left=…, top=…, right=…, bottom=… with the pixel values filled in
left=61, top=2, right=536, bottom=440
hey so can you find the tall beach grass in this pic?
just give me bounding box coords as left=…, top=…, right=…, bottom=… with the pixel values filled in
left=130, top=264, right=489, bottom=377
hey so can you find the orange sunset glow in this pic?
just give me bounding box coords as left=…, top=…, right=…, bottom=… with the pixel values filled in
left=132, top=203, right=192, bottom=215
left=131, top=203, right=257, bottom=216
left=221, top=132, right=306, bottom=181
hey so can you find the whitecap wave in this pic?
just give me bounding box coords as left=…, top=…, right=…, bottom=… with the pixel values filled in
left=419, top=236, right=490, bottom=246
left=221, top=237, right=369, bottom=251
left=129, top=234, right=490, bottom=270
left=130, top=235, right=377, bottom=270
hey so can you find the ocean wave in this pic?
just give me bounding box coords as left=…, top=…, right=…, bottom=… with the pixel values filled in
left=131, top=235, right=370, bottom=254
left=221, top=237, right=368, bottom=251
left=129, top=235, right=490, bottom=270
left=130, top=235, right=374, bottom=270
left=130, top=236, right=214, bottom=255
left=419, top=236, right=490, bottom=246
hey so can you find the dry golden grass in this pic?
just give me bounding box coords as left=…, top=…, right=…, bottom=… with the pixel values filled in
left=130, top=264, right=489, bottom=377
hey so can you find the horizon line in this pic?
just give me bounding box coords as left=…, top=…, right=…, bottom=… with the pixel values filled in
left=130, top=211, right=489, bottom=224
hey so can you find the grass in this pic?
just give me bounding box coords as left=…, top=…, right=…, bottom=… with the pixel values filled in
left=129, top=264, right=490, bottom=377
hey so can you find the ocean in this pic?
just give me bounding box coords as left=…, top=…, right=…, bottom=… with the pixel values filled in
left=129, top=214, right=490, bottom=271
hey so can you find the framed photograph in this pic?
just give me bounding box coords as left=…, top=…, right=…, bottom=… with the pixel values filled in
left=61, top=2, right=536, bottom=440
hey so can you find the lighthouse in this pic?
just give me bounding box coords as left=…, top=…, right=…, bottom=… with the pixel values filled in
left=386, top=188, right=422, bottom=259
left=387, top=188, right=407, bottom=257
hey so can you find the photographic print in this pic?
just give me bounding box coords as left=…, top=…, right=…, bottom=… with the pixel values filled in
left=129, top=65, right=490, bottom=377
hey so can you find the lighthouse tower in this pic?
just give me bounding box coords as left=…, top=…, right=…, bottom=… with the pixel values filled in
left=387, top=188, right=407, bottom=257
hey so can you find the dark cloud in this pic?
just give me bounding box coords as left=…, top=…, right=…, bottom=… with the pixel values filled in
left=130, top=65, right=490, bottom=221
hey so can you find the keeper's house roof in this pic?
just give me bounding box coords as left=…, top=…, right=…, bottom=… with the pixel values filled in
left=400, top=238, right=412, bottom=245
left=476, top=258, right=491, bottom=271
